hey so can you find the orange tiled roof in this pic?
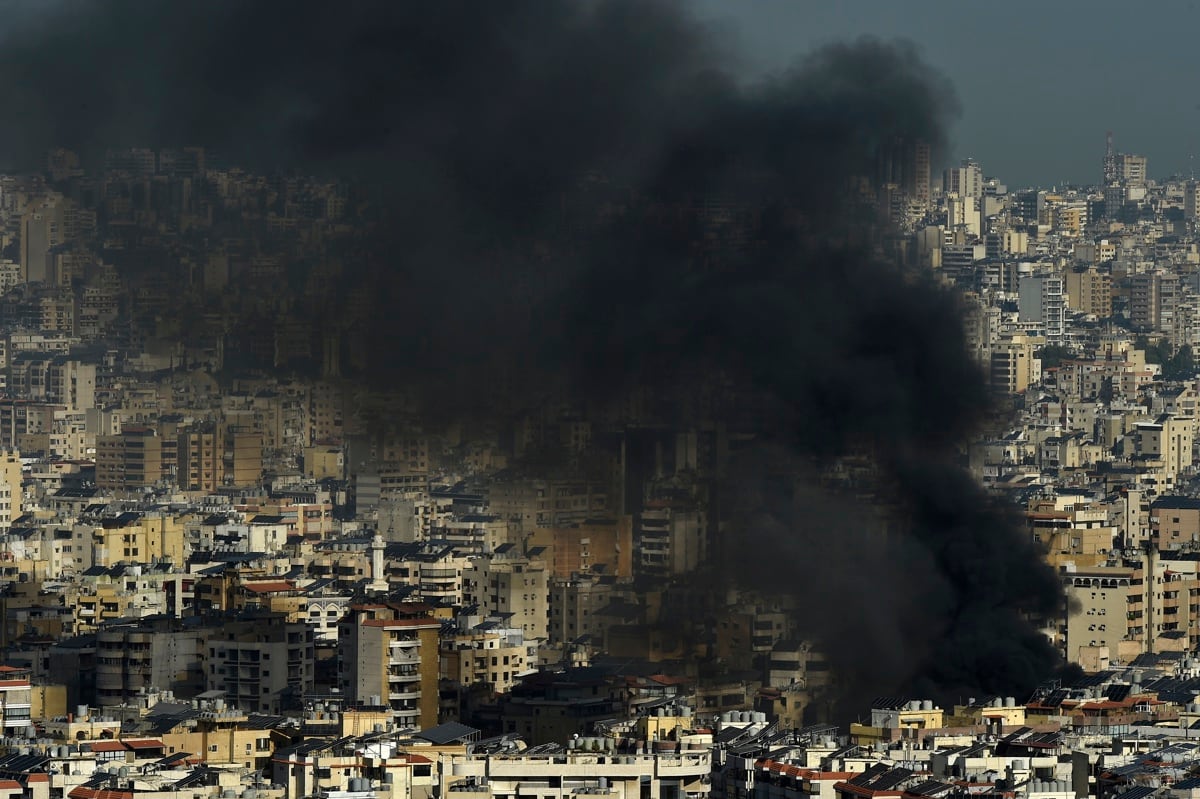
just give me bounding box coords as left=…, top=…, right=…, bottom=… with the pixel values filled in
left=69, top=788, right=133, bottom=799
left=243, top=581, right=296, bottom=594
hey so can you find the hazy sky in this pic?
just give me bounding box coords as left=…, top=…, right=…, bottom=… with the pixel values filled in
left=693, top=0, right=1200, bottom=188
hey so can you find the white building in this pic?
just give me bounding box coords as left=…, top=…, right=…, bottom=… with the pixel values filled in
left=1018, top=273, right=1066, bottom=344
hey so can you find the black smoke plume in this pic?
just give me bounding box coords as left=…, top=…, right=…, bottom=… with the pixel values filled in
left=0, top=1, right=1064, bottom=710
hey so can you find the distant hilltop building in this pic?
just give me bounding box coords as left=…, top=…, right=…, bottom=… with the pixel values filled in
left=1103, top=131, right=1146, bottom=187
left=1101, top=131, right=1148, bottom=220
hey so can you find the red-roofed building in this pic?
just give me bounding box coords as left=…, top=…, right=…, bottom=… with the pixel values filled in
left=85, top=738, right=167, bottom=761
left=755, top=759, right=856, bottom=799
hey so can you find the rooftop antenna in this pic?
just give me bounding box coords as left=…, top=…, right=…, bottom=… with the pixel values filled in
left=1104, top=130, right=1117, bottom=185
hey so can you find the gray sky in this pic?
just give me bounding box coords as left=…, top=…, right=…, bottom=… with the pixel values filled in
left=692, top=0, right=1200, bottom=188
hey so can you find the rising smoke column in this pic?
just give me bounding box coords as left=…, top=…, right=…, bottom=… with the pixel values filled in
left=0, top=1, right=1064, bottom=707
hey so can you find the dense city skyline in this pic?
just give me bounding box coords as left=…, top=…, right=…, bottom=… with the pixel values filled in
left=1, top=4, right=1200, bottom=798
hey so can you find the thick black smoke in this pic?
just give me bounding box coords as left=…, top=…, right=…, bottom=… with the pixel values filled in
left=0, top=1, right=1064, bottom=709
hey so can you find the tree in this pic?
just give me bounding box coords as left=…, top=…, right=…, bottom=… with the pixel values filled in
left=1163, top=345, right=1196, bottom=382
left=1035, top=344, right=1074, bottom=369
left=1135, top=335, right=1171, bottom=365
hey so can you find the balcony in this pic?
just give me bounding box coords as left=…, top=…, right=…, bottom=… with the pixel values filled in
left=389, top=671, right=421, bottom=683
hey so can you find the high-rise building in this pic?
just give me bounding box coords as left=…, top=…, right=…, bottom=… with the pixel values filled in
left=1118, top=152, right=1148, bottom=186
left=1065, top=267, right=1113, bottom=319
left=945, top=193, right=980, bottom=237
left=1185, top=180, right=1200, bottom=221
left=463, top=552, right=549, bottom=643
left=177, top=425, right=264, bottom=491
left=204, top=613, right=315, bottom=714
left=103, top=147, right=157, bottom=176
left=943, top=158, right=983, bottom=200
left=548, top=573, right=618, bottom=647
left=939, top=242, right=986, bottom=283
left=95, top=426, right=163, bottom=492
left=226, top=429, right=264, bottom=487
left=875, top=138, right=931, bottom=211
left=1018, top=273, right=1067, bottom=343
left=1136, top=414, right=1195, bottom=483
left=0, top=449, right=21, bottom=530
left=636, top=501, right=706, bottom=580
left=990, top=334, right=1045, bottom=394
left=912, top=140, right=931, bottom=209
left=19, top=198, right=63, bottom=284
left=96, top=618, right=204, bottom=707
left=337, top=603, right=441, bottom=730
left=178, top=426, right=222, bottom=493
left=1130, top=271, right=1180, bottom=334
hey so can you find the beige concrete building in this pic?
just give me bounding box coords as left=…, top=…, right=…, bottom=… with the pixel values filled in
left=0, top=665, right=34, bottom=734
left=1065, top=266, right=1113, bottom=318
left=549, top=573, right=621, bottom=647
left=1063, top=553, right=1200, bottom=664
left=1026, top=499, right=1115, bottom=570
left=1131, top=271, right=1180, bottom=334
left=440, top=625, right=530, bottom=695
left=95, top=427, right=162, bottom=492
left=177, top=425, right=221, bottom=492
left=226, top=429, right=263, bottom=487
left=0, top=449, right=22, bottom=529
left=89, top=512, right=187, bottom=568
left=338, top=603, right=441, bottom=730
left=1063, top=564, right=1135, bottom=665
left=529, top=517, right=633, bottom=579
left=463, top=553, right=549, bottom=643
left=443, top=748, right=710, bottom=799
left=304, top=445, right=344, bottom=480
left=1151, top=496, right=1200, bottom=550
left=990, top=334, right=1044, bottom=394
left=203, top=613, right=315, bottom=714
left=1136, top=414, right=1194, bottom=483
left=162, top=705, right=287, bottom=770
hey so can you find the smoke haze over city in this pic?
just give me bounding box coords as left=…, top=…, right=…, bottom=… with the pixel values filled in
left=0, top=0, right=1067, bottom=716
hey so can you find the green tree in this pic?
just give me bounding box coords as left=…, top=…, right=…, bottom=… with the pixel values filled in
left=1163, top=345, right=1196, bottom=381
left=1135, top=335, right=1171, bottom=365
left=1035, top=344, right=1074, bottom=369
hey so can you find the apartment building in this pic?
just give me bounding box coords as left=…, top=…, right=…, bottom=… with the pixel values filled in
left=1066, top=266, right=1113, bottom=318
left=0, top=450, right=21, bottom=530
left=1149, top=495, right=1200, bottom=550
left=443, top=747, right=710, bottom=799
left=337, top=603, right=441, bottom=730
left=440, top=624, right=531, bottom=695
left=463, top=550, right=549, bottom=643
left=1135, top=414, right=1194, bottom=483
left=990, top=334, right=1045, bottom=394
left=203, top=613, right=315, bottom=714
left=95, top=426, right=162, bottom=492
left=529, top=516, right=634, bottom=579
left=95, top=618, right=204, bottom=707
